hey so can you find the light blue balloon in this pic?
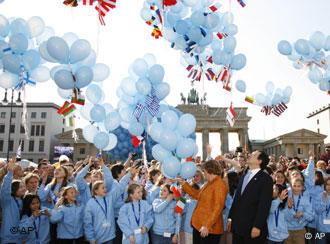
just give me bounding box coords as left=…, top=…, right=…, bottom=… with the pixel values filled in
left=39, top=41, right=58, bottom=63
left=187, top=27, right=203, bottom=43
left=136, top=78, right=152, bottom=95
left=265, top=81, right=275, bottom=94
left=103, top=133, right=118, bottom=151
left=148, top=64, right=165, bottom=83
left=323, top=36, right=330, bottom=51
left=9, top=33, right=28, bottom=54
left=10, top=18, right=29, bottom=37
left=132, top=58, right=148, bottom=77
left=173, top=36, right=187, bottom=50
left=54, top=69, right=74, bottom=89
left=47, top=36, right=69, bottom=64
left=104, top=111, right=121, bottom=131
left=75, top=66, right=93, bottom=88
left=308, top=67, right=322, bottom=83
left=283, top=86, right=293, bottom=97
left=0, top=15, right=10, bottom=37
left=176, top=138, right=195, bottom=158
left=199, top=33, right=213, bottom=47
left=128, top=121, right=144, bottom=136
left=162, top=156, right=181, bottom=178
left=174, top=20, right=189, bottom=35
left=140, top=8, right=152, bottom=21
left=90, top=104, right=106, bottom=122
left=22, top=50, right=40, bottom=71
left=223, top=36, right=236, bottom=53
left=231, top=54, right=246, bottom=70
left=0, top=40, right=9, bottom=59
left=121, top=77, right=137, bottom=96
left=149, top=122, right=164, bottom=142
left=294, top=39, right=310, bottom=56
left=30, top=66, right=50, bottom=82
left=255, top=93, right=266, bottom=106
left=119, top=106, right=135, bottom=122
left=82, top=124, right=98, bottom=143
left=309, top=31, right=325, bottom=50
left=70, top=39, right=91, bottom=64
left=152, top=144, right=171, bottom=162
left=62, top=32, right=79, bottom=47
left=177, top=113, right=196, bottom=137
left=50, top=65, right=70, bottom=80
left=2, top=54, right=21, bottom=74
left=156, top=104, right=169, bottom=118
left=277, top=40, right=292, bottom=56
left=219, top=51, right=232, bottom=66
left=74, top=50, right=96, bottom=68
left=224, top=24, right=238, bottom=35
left=0, top=71, right=19, bottom=89
left=319, top=79, right=330, bottom=91
left=86, top=84, right=102, bottom=104
left=205, top=13, right=220, bottom=29
left=93, top=63, right=110, bottom=82
left=191, top=11, right=205, bottom=26
left=93, top=132, right=109, bottom=150
left=235, top=80, right=246, bottom=93
left=154, top=82, right=170, bottom=100
left=180, top=161, right=197, bottom=179
left=161, top=110, right=179, bottom=130
left=160, top=129, right=178, bottom=151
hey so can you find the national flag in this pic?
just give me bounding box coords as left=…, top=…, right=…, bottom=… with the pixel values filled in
left=186, top=65, right=194, bottom=72
left=216, top=32, right=228, bottom=40
left=237, top=0, right=246, bottom=7
left=151, top=26, right=162, bottom=39
left=170, top=184, right=186, bottom=214
left=209, top=3, right=221, bottom=12
left=226, top=102, right=236, bottom=127
left=57, top=101, right=76, bottom=117
left=163, top=0, right=177, bottom=7
left=131, top=135, right=144, bottom=148
left=245, top=96, right=254, bottom=104
left=133, top=103, right=145, bottom=121
left=272, top=103, right=288, bottom=117
left=261, top=106, right=272, bottom=116
left=82, top=0, right=94, bottom=5
left=63, top=0, right=78, bottom=7
left=145, top=90, right=160, bottom=116
left=95, top=0, right=116, bottom=16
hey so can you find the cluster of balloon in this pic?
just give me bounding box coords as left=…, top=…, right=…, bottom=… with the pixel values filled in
left=107, top=126, right=157, bottom=161
left=278, top=31, right=330, bottom=95
left=0, top=15, right=52, bottom=90
left=62, top=0, right=116, bottom=25
left=245, top=81, right=293, bottom=117
left=149, top=109, right=198, bottom=179
left=117, top=54, right=170, bottom=137
left=140, top=0, right=246, bottom=90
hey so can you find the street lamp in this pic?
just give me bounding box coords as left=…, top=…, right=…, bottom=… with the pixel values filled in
left=2, top=89, right=22, bottom=161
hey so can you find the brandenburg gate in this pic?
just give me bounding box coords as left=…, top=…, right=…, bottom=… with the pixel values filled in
left=176, top=104, right=251, bottom=160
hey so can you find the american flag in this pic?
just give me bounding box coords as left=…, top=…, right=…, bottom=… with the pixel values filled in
left=226, top=103, right=236, bottom=127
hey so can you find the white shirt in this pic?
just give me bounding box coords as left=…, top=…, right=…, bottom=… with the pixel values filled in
left=246, top=168, right=261, bottom=184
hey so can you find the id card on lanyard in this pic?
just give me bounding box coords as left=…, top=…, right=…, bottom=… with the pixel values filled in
left=132, top=201, right=141, bottom=234
left=94, top=197, right=111, bottom=228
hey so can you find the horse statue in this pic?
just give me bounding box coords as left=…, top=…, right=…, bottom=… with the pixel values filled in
left=180, top=93, right=186, bottom=104
left=187, top=88, right=200, bottom=105
left=200, top=92, right=207, bottom=105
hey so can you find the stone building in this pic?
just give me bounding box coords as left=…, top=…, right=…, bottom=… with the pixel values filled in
left=307, top=104, right=330, bottom=145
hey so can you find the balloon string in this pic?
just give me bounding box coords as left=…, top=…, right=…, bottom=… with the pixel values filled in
left=229, top=0, right=232, bottom=14
left=95, top=1, right=101, bottom=59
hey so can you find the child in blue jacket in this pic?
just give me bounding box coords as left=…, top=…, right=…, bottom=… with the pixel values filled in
left=267, top=184, right=289, bottom=244
left=0, top=160, right=26, bottom=244
left=50, top=185, right=84, bottom=243
left=315, top=177, right=330, bottom=244
left=19, top=193, right=51, bottom=244
left=84, top=170, right=133, bottom=244
left=118, top=183, right=154, bottom=244
left=151, top=184, right=180, bottom=244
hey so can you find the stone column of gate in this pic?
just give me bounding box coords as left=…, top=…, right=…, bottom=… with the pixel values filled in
left=238, top=128, right=248, bottom=149
left=202, top=129, right=210, bottom=160
left=220, top=128, right=229, bottom=155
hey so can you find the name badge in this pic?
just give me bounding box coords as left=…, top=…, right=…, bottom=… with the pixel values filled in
left=163, top=232, right=171, bottom=238
left=102, top=222, right=111, bottom=228
left=323, top=219, right=330, bottom=225
left=134, top=228, right=142, bottom=234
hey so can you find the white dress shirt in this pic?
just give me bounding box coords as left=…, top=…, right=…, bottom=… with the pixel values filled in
left=246, top=168, right=261, bottom=184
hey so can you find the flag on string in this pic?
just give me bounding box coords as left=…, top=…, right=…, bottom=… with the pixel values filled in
left=63, top=0, right=78, bottom=7
left=245, top=96, right=254, bottom=104
left=57, top=101, right=76, bottom=117
left=226, top=102, right=236, bottom=127
left=237, top=0, right=246, bottom=7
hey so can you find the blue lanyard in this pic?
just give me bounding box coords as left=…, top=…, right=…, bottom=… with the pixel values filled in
left=13, top=197, right=21, bottom=213
left=33, top=216, right=40, bottom=240
left=94, top=197, right=108, bottom=218
left=274, top=207, right=280, bottom=228
left=326, top=199, right=330, bottom=217
left=293, top=194, right=301, bottom=213
left=131, top=201, right=141, bottom=226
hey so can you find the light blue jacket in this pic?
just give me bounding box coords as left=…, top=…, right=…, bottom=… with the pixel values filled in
left=118, top=200, right=154, bottom=244
left=286, top=193, right=314, bottom=230
left=152, top=198, right=181, bottom=236
left=38, top=182, right=75, bottom=208
left=75, top=164, right=114, bottom=205
left=180, top=198, right=196, bottom=234
left=84, top=173, right=130, bottom=243
left=0, top=171, right=23, bottom=244
left=223, top=193, right=234, bottom=232
left=307, top=185, right=324, bottom=228
left=50, top=203, right=84, bottom=239
left=113, top=179, right=127, bottom=218
left=267, top=199, right=289, bottom=242
left=19, top=210, right=50, bottom=244
left=315, top=192, right=330, bottom=233
left=146, top=185, right=160, bottom=205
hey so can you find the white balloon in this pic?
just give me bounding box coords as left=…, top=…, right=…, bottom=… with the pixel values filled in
left=103, top=133, right=118, bottom=151
left=57, top=88, right=72, bottom=99
left=93, top=63, right=110, bottom=82
left=28, top=16, right=45, bottom=37
left=30, top=66, right=50, bottom=82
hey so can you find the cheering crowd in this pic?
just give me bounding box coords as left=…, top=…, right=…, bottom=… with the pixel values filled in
left=0, top=145, right=329, bottom=244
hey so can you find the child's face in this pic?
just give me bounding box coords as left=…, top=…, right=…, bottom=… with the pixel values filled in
left=275, top=173, right=285, bottom=185
left=16, top=183, right=26, bottom=197
left=30, top=198, right=40, bottom=212
left=152, top=173, right=161, bottom=183
left=292, top=180, right=303, bottom=194
left=95, top=183, right=106, bottom=197
left=26, top=177, right=39, bottom=193
left=290, top=171, right=302, bottom=181
left=54, top=168, right=66, bottom=178
left=64, top=188, right=77, bottom=202
left=131, top=187, right=142, bottom=201
left=160, top=186, right=170, bottom=199
left=325, top=180, right=330, bottom=193
left=273, top=185, right=279, bottom=198
left=92, top=171, right=102, bottom=182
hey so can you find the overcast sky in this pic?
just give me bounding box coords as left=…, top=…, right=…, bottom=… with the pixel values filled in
left=1, top=0, right=329, bottom=155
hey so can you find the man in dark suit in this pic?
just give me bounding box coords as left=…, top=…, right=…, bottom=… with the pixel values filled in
left=227, top=150, right=273, bottom=244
